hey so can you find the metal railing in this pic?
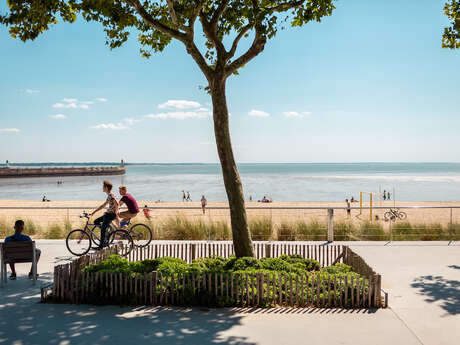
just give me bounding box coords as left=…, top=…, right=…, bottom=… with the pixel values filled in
left=0, top=205, right=459, bottom=242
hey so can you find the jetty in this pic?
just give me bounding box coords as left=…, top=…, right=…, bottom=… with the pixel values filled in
left=0, top=166, right=125, bottom=178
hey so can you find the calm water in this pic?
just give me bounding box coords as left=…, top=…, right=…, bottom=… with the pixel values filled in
left=1, top=163, right=460, bottom=201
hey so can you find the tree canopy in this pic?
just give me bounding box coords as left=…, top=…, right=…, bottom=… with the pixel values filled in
left=1, top=0, right=335, bottom=82
left=443, top=0, right=460, bottom=49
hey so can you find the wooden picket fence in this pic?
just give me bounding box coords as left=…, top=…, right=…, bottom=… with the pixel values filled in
left=47, top=241, right=385, bottom=308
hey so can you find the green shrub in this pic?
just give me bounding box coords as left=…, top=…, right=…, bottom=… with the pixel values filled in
left=249, top=218, right=273, bottom=241
left=322, top=263, right=353, bottom=275
left=278, top=254, right=321, bottom=271
left=224, top=256, right=263, bottom=271
left=260, top=258, right=295, bottom=272
left=193, top=255, right=227, bottom=272
left=83, top=254, right=131, bottom=273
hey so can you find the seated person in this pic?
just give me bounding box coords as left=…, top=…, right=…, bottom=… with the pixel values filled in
left=143, top=205, right=151, bottom=220
left=118, top=185, right=140, bottom=227
left=4, top=219, right=41, bottom=280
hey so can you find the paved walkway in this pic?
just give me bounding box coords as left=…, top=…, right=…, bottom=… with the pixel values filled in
left=0, top=240, right=458, bottom=345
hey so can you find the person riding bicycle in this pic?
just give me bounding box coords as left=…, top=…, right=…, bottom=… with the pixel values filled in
left=118, top=185, right=139, bottom=227
left=90, top=180, right=119, bottom=249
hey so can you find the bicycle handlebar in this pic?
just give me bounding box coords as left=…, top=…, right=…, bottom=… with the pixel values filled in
left=80, top=211, right=90, bottom=219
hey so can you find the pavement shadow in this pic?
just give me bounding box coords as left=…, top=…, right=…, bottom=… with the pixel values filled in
left=0, top=276, right=255, bottom=345
left=447, top=265, right=460, bottom=270
left=411, top=275, right=460, bottom=315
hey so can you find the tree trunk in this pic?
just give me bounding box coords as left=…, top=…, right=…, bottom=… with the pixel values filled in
left=210, top=77, right=254, bottom=257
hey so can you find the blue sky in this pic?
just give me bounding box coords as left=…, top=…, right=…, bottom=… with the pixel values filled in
left=0, top=0, right=459, bottom=163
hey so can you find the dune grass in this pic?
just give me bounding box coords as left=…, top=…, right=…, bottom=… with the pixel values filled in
left=1, top=215, right=459, bottom=241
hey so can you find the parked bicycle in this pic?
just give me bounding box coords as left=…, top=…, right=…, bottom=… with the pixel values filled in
left=384, top=208, right=407, bottom=221
left=66, top=212, right=134, bottom=256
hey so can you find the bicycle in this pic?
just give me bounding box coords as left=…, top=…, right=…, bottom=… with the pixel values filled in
left=384, top=208, right=407, bottom=221
left=66, top=212, right=134, bottom=256
left=119, top=219, right=153, bottom=248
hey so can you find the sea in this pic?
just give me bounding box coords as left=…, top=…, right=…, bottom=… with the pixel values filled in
left=1, top=162, right=460, bottom=202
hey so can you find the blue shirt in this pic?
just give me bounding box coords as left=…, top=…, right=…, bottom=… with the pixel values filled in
left=5, top=234, right=32, bottom=242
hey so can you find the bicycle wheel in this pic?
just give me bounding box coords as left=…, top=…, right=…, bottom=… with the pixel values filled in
left=398, top=212, right=407, bottom=220
left=66, top=229, right=91, bottom=256
left=129, top=223, right=153, bottom=247
left=108, top=229, right=134, bottom=257
left=90, top=224, right=113, bottom=248
left=384, top=212, right=393, bottom=221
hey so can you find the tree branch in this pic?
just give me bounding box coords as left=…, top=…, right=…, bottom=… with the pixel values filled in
left=188, top=0, right=204, bottom=33
left=263, top=0, right=305, bottom=14
left=199, top=12, right=227, bottom=67
left=185, top=40, right=213, bottom=79
left=225, top=27, right=266, bottom=78
left=228, top=23, right=252, bottom=59
left=166, top=0, right=188, bottom=32
left=210, top=0, right=229, bottom=29
left=124, top=0, right=187, bottom=42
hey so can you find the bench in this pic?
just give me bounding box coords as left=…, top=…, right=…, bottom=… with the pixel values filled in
left=0, top=241, right=38, bottom=286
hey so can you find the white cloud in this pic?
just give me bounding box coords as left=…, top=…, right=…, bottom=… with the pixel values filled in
left=52, top=98, right=92, bottom=109
left=145, top=111, right=210, bottom=120
left=96, top=98, right=108, bottom=102
left=283, top=111, right=311, bottom=118
left=49, top=114, right=67, bottom=120
left=249, top=109, right=270, bottom=117
left=158, top=100, right=201, bottom=110
left=123, top=117, right=143, bottom=125
left=63, top=98, right=77, bottom=103
left=90, top=123, right=128, bottom=130
left=25, top=89, right=40, bottom=94
left=0, top=128, right=20, bottom=132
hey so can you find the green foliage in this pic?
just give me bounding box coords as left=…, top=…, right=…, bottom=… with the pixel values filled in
left=294, top=220, right=327, bottom=241
left=83, top=254, right=132, bottom=273
left=277, top=222, right=296, bottom=241
left=322, top=263, right=353, bottom=275
left=224, top=256, right=263, bottom=271
left=193, top=255, right=227, bottom=272
left=0, top=0, right=337, bottom=74
left=358, top=221, right=387, bottom=241
left=278, top=254, right=321, bottom=271
left=443, top=0, right=460, bottom=49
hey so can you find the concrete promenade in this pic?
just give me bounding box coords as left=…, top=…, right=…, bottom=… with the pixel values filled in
left=0, top=240, right=459, bottom=345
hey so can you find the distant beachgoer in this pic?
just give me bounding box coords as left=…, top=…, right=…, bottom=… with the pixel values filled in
left=143, top=205, right=151, bottom=220
left=387, top=192, right=391, bottom=200
left=351, top=196, right=356, bottom=203
left=186, top=191, right=192, bottom=202
left=42, top=195, right=50, bottom=202
left=346, top=199, right=351, bottom=217
left=91, top=180, right=119, bottom=249
left=5, top=220, right=41, bottom=280
left=118, top=185, right=139, bottom=227
left=182, top=190, right=186, bottom=202
left=383, top=190, right=387, bottom=201
left=249, top=195, right=253, bottom=202
left=201, top=195, right=207, bottom=214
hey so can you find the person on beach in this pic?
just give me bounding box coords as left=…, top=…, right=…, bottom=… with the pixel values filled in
left=4, top=220, right=41, bottom=280
left=186, top=191, right=192, bottom=202
left=387, top=191, right=391, bottom=200
left=118, top=185, right=140, bottom=227
left=182, top=190, right=186, bottom=202
left=201, top=195, right=207, bottom=214
left=90, top=180, right=119, bottom=249
left=143, top=205, right=151, bottom=220
left=346, top=199, right=351, bottom=217
left=383, top=190, right=387, bottom=200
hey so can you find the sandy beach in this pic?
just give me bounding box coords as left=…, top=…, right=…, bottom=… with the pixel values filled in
left=1, top=200, right=460, bottom=231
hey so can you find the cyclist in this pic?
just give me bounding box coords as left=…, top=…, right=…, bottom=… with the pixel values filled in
left=118, top=185, right=139, bottom=227
left=90, top=180, right=119, bottom=249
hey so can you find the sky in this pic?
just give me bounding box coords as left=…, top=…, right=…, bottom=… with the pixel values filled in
left=0, top=0, right=459, bottom=163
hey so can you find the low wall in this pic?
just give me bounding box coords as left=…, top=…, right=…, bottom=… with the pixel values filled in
left=0, top=166, right=125, bottom=178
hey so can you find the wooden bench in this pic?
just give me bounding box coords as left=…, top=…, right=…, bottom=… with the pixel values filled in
left=0, top=241, right=38, bottom=286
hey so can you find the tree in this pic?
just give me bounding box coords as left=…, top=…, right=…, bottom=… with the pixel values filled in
left=443, top=0, right=460, bottom=48
left=1, top=0, right=335, bottom=257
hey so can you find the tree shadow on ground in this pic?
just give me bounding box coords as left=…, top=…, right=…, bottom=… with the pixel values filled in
left=0, top=275, right=255, bottom=345
left=447, top=265, right=460, bottom=270
left=411, top=274, right=460, bottom=316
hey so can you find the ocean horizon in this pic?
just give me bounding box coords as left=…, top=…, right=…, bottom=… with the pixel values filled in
left=1, top=162, right=460, bottom=202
